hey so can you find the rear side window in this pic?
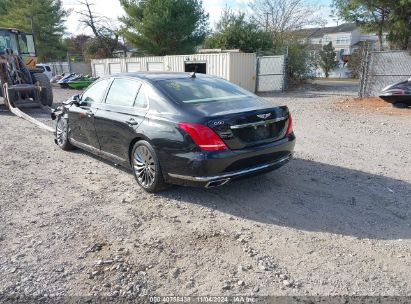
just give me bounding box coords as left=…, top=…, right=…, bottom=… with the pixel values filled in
left=45, top=66, right=51, bottom=72
left=134, top=85, right=148, bottom=108
left=105, top=78, right=141, bottom=107
left=81, top=79, right=111, bottom=105
left=158, top=77, right=253, bottom=104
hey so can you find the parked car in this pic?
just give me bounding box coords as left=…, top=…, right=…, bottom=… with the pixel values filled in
left=36, top=64, right=53, bottom=80
left=379, top=77, right=411, bottom=108
left=52, top=73, right=295, bottom=192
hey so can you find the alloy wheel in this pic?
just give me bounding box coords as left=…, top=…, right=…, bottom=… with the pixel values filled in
left=133, top=145, right=156, bottom=188
left=56, top=118, right=67, bottom=146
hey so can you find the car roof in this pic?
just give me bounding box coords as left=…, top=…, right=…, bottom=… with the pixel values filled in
left=110, top=72, right=212, bottom=82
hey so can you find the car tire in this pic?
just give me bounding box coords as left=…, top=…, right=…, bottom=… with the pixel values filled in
left=56, top=117, right=75, bottom=151
left=392, top=102, right=409, bottom=109
left=32, top=72, right=53, bottom=107
left=131, top=140, right=167, bottom=193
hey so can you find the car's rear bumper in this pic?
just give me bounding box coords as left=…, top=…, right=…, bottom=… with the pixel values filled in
left=168, top=154, right=292, bottom=188
left=164, top=134, right=295, bottom=188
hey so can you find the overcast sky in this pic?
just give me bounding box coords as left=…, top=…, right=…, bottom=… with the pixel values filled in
left=62, top=0, right=333, bottom=36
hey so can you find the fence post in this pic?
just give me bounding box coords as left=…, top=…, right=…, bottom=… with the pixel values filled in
left=66, top=52, right=72, bottom=73
left=358, top=43, right=370, bottom=98
left=255, top=57, right=260, bottom=94
left=283, top=54, right=288, bottom=92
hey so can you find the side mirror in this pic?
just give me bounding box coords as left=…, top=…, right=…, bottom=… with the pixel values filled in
left=72, top=94, right=81, bottom=106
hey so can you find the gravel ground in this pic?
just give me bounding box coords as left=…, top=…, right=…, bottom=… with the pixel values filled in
left=0, top=82, right=410, bottom=300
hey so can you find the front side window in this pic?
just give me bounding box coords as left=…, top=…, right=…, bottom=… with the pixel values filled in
left=18, top=34, right=28, bottom=53
left=81, top=79, right=111, bottom=105
left=0, top=34, right=6, bottom=50
left=105, top=78, right=141, bottom=107
left=0, top=30, right=18, bottom=54
left=157, top=77, right=254, bottom=104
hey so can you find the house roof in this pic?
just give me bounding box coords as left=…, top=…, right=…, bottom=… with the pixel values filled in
left=297, top=23, right=357, bottom=39
left=291, top=28, right=319, bottom=39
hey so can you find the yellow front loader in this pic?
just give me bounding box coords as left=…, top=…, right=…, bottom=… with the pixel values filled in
left=0, top=28, right=53, bottom=110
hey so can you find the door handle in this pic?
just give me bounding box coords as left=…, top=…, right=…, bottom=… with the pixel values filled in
left=126, top=118, right=139, bottom=126
left=86, top=110, right=94, bottom=117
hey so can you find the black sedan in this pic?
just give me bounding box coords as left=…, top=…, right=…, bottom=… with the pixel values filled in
left=379, top=77, right=411, bottom=108
left=53, top=73, right=295, bottom=192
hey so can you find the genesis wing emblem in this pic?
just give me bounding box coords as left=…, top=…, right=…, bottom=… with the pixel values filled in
left=257, top=113, right=272, bottom=119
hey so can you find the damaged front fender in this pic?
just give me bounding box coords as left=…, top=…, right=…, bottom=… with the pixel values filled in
left=51, top=107, right=63, bottom=120
left=51, top=99, right=73, bottom=120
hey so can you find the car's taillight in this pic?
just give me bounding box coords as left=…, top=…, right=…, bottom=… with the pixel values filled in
left=286, top=113, right=293, bottom=135
left=178, top=122, right=228, bottom=151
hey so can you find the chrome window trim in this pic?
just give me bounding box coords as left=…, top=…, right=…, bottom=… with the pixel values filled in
left=230, top=117, right=287, bottom=130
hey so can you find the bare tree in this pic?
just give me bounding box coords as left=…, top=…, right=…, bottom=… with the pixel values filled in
left=250, top=0, right=326, bottom=44
left=76, top=0, right=120, bottom=58
left=77, top=0, right=101, bottom=37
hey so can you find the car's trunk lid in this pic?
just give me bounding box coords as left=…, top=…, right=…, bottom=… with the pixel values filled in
left=207, top=106, right=290, bottom=150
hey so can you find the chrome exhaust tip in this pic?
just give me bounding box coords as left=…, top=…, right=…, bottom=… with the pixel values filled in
left=205, top=178, right=231, bottom=188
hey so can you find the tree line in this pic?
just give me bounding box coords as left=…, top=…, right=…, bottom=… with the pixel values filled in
left=0, top=0, right=409, bottom=78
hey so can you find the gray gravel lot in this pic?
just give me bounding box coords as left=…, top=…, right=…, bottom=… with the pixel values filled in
left=0, top=82, right=410, bottom=299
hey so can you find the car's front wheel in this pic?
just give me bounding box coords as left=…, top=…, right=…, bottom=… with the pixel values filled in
left=56, top=117, right=75, bottom=151
left=131, top=140, right=167, bottom=193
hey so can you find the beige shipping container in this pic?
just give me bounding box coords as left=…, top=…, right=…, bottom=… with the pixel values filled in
left=164, top=53, right=256, bottom=92
left=91, top=52, right=256, bottom=92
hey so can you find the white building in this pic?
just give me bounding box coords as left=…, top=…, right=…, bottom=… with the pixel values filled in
left=299, top=23, right=388, bottom=78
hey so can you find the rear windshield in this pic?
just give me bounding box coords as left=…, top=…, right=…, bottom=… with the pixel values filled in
left=157, top=77, right=254, bottom=104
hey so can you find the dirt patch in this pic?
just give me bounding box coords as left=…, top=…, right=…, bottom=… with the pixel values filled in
left=335, top=97, right=411, bottom=116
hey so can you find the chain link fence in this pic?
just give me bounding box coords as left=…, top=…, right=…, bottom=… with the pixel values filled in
left=256, top=55, right=287, bottom=93
left=359, top=50, right=411, bottom=97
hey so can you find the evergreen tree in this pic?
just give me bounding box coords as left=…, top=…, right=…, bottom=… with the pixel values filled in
left=0, top=0, right=69, bottom=61
left=333, top=0, right=411, bottom=50
left=318, top=42, right=339, bottom=78
left=386, top=1, right=411, bottom=50
left=203, top=10, right=272, bottom=53
left=119, top=0, right=209, bottom=56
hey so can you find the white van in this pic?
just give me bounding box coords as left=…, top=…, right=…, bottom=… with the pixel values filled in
left=36, top=64, right=53, bottom=80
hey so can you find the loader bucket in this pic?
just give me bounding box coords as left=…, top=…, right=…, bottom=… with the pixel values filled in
left=2, top=82, right=41, bottom=109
